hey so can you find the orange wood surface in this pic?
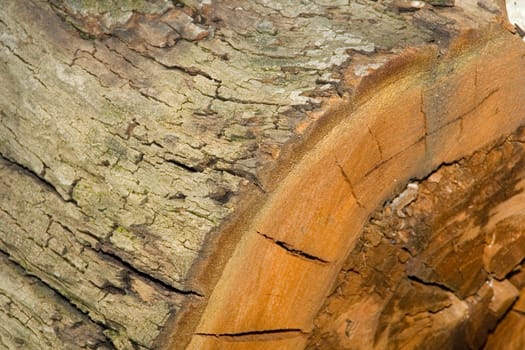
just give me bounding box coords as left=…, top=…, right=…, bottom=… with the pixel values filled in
left=184, top=27, right=525, bottom=350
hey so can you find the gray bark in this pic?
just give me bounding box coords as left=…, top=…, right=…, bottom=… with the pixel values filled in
left=0, top=253, right=112, bottom=349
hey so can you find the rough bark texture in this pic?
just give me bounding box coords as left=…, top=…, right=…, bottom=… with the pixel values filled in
left=0, top=253, right=112, bottom=349
left=1, top=0, right=525, bottom=349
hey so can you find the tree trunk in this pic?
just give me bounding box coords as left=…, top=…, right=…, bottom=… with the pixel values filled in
left=1, top=0, right=525, bottom=349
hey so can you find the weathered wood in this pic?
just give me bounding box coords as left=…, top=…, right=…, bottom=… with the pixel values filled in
left=1, top=0, right=525, bottom=349
left=0, top=253, right=112, bottom=349
left=308, top=133, right=525, bottom=348
left=485, top=311, right=525, bottom=349
left=0, top=159, right=184, bottom=348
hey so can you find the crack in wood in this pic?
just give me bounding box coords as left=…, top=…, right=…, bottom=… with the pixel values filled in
left=257, top=231, right=330, bottom=264
left=425, top=87, right=502, bottom=136
left=196, top=328, right=305, bottom=336
left=334, top=158, right=365, bottom=209
left=195, top=328, right=306, bottom=341
left=362, top=136, right=426, bottom=178
left=367, top=125, right=384, bottom=160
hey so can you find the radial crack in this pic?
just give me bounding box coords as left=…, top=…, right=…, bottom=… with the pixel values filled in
left=195, top=328, right=306, bottom=341
left=334, top=158, right=365, bottom=209
left=367, top=125, right=384, bottom=160
left=257, top=232, right=330, bottom=264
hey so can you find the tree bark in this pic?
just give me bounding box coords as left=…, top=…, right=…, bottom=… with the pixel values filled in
left=1, top=0, right=525, bottom=349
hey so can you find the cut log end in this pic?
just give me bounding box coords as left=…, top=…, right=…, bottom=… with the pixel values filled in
left=309, top=129, right=525, bottom=349
left=180, top=25, right=525, bottom=350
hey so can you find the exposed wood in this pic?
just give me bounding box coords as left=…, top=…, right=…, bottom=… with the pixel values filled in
left=308, top=132, right=525, bottom=348
left=1, top=0, right=525, bottom=349
left=190, top=27, right=525, bottom=350
left=485, top=311, right=525, bottom=349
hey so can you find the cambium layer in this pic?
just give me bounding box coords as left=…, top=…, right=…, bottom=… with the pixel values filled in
left=0, top=0, right=524, bottom=349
